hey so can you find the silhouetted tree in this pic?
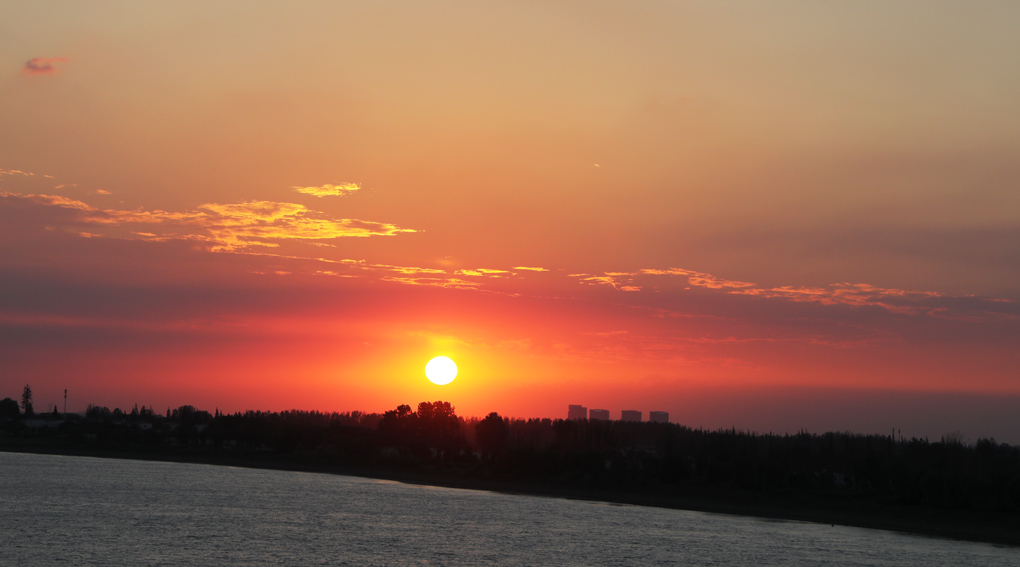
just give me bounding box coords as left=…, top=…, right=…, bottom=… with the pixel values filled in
left=5, top=395, right=1020, bottom=522
left=85, top=404, right=112, bottom=420
left=475, top=412, right=509, bottom=459
left=417, top=401, right=459, bottom=436
left=379, top=404, right=415, bottom=434
left=0, top=397, right=19, bottom=419
left=416, top=401, right=463, bottom=457
left=379, top=404, right=419, bottom=456
left=21, top=384, right=34, bottom=417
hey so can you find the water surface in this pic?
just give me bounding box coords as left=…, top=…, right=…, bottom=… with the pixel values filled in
left=1, top=452, right=1015, bottom=566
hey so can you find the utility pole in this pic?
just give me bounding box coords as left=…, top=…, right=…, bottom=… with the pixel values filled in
left=64, top=389, right=67, bottom=418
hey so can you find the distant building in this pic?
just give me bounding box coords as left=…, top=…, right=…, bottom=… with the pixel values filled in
left=567, top=404, right=588, bottom=420
left=621, top=410, right=642, bottom=422
left=649, top=411, right=669, bottom=423
left=589, top=408, right=610, bottom=421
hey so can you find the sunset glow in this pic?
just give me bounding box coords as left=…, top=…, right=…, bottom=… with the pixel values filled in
left=1, top=2, right=1019, bottom=442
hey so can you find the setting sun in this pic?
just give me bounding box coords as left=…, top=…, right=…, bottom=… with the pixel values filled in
left=425, top=356, right=458, bottom=385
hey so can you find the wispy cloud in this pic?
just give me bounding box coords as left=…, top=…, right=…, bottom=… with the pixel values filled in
left=338, top=259, right=446, bottom=276
left=638, top=268, right=756, bottom=290
left=4, top=193, right=93, bottom=211
left=1, top=168, right=34, bottom=176
left=1, top=192, right=414, bottom=251
left=23, top=57, right=68, bottom=75
left=728, top=283, right=948, bottom=315
left=1, top=167, right=55, bottom=181
left=379, top=276, right=481, bottom=290
left=4, top=189, right=1014, bottom=327
left=569, top=267, right=970, bottom=316
left=312, top=260, right=488, bottom=290
left=457, top=268, right=510, bottom=277
left=569, top=272, right=643, bottom=291
left=293, top=183, right=360, bottom=197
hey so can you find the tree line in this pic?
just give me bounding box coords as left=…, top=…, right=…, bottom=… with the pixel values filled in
left=2, top=394, right=1019, bottom=514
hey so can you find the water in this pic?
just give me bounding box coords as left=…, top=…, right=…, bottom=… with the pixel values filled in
left=1, top=452, right=1016, bottom=566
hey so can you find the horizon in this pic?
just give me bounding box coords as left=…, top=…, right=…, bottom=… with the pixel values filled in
left=10, top=387, right=1020, bottom=446
left=2, top=3, right=1019, bottom=445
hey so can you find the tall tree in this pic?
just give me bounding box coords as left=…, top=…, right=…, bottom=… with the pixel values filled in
left=21, top=384, right=34, bottom=417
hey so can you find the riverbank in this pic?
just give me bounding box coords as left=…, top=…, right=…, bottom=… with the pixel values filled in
left=3, top=440, right=1018, bottom=548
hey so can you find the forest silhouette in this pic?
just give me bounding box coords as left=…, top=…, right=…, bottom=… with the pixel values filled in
left=3, top=394, right=1019, bottom=545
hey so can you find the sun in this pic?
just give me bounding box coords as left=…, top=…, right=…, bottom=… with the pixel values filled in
left=425, top=356, right=457, bottom=385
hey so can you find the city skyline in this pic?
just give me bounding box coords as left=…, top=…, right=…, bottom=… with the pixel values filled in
left=567, top=405, right=662, bottom=423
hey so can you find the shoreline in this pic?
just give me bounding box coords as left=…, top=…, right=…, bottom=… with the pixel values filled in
left=4, top=443, right=1019, bottom=548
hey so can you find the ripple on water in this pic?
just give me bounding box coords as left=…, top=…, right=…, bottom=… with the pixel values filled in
left=0, top=452, right=1017, bottom=567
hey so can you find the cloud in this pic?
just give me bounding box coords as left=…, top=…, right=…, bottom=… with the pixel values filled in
left=333, top=259, right=446, bottom=276
left=23, top=57, right=68, bottom=75
left=1, top=192, right=415, bottom=252
left=5, top=190, right=1015, bottom=329
left=4, top=193, right=93, bottom=211
left=637, top=268, right=756, bottom=289
left=380, top=276, right=481, bottom=290
left=513, top=266, right=549, bottom=272
left=568, top=267, right=985, bottom=317
left=457, top=268, right=510, bottom=277
left=0, top=168, right=33, bottom=176
left=729, top=283, right=945, bottom=315
left=217, top=252, right=525, bottom=292
left=569, top=272, right=647, bottom=291
left=293, top=183, right=360, bottom=197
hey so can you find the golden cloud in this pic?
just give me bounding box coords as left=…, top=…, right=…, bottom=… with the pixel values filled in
left=0, top=168, right=33, bottom=176
left=380, top=276, right=481, bottom=290
left=638, top=268, right=755, bottom=289
left=293, top=183, right=361, bottom=197
left=354, top=262, right=446, bottom=275
left=570, top=273, right=643, bottom=291
left=7, top=190, right=1009, bottom=324
left=3, top=193, right=414, bottom=251
left=457, top=268, right=510, bottom=277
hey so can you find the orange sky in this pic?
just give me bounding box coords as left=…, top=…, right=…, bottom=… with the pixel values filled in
left=2, top=2, right=1019, bottom=442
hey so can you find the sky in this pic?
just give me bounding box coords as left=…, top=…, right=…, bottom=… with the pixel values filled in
left=2, top=1, right=1019, bottom=442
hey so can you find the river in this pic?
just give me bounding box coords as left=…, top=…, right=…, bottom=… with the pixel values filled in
left=1, top=452, right=1015, bottom=566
